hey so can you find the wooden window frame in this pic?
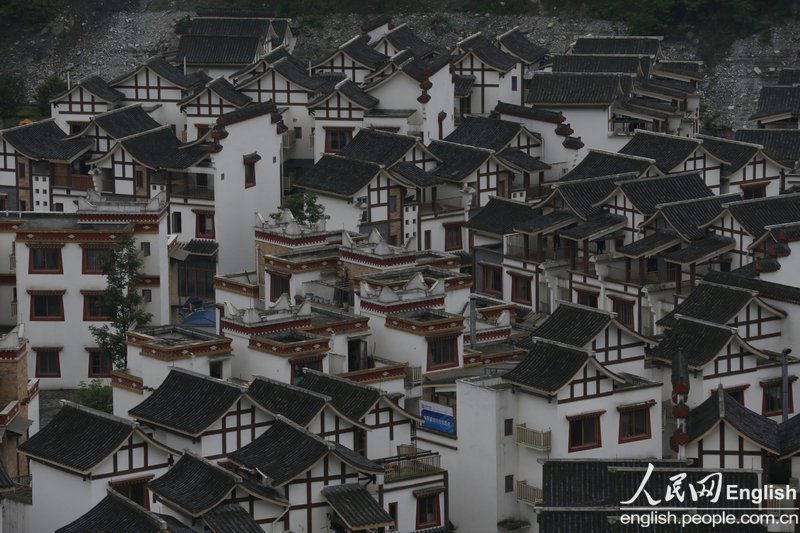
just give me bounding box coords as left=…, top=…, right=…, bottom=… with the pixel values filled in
left=82, top=246, right=110, bottom=275
left=481, top=263, right=503, bottom=297
left=415, top=493, right=441, bottom=530
left=87, top=348, right=113, bottom=378
left=244, top=160, right=257, bottom=189
left=617, top=402, right=653, bottom=444
left=209, top=360, right=223, bottom=379
left=140, top=242, right=151, bottom=257
left=29, top=291, right=65, bottom=321
left=762, top=378, right=796, bottom=417
left=504, top=418, right=514, bottom=437
left=29, top=246, right=63, bottom=274
left=83, top=291, right=110, bottom=321
left=443, top=223, right=463, bottom=252
left=427, top=335, right=459, bottom=371
left=172, top=211, right=182, bottom=233
left=610, top=296, right=635, bottom=328
left=290, top=357, right=323, bottom=385
left=510, top=272, right=532, bottom=305
left=324, top=127, right=353, bottom=153
left=110, top=476, right=154, bottom=510
left=35, top=348, right=61, bottom=378
left=567, top=411, right=604, bottom=452
left=195, top=211, right=215, bottom=239
left=269, top=272, right=291, bottom=302
left=575, top=289, right=599, bottom=309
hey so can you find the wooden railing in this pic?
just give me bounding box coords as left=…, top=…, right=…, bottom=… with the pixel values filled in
left=515, top=424, right=551, bottom=452
left=762, top=484, right=797, bottom=516
left=516, top=480, right=543, bottom=506
left=382, top=452, right=442, bottom=482
left=9, top=253, right=14, bottom=271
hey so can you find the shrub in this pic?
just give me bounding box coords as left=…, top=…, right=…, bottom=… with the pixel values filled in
left=77, top=379, right=113, bottom=413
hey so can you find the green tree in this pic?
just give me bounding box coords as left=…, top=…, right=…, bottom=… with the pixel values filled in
left=35, top=76, right=68, bottom=115
left=272, top=192, right=327, bottom=225
left=0, top=74, right=25, bottom=118
left=77, top=379, right=113, bottom=413
left=89, top=235, right=152, bottom=370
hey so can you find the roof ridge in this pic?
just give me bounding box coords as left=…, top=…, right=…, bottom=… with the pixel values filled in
left=656, top=191, right=741, bottom=209
left=557, top=300, right=617, bottom=318
left=169, top=367, right=246, bottom=391
left=696, top=133, right=764, bottom=150
left=632, top=129, right=700, bottom=143
left=620, top=170, right=701, bottom=186
left=181, top=449, right=242, bottom=482
left=385, top=22, right=408, bottom=35
left=672, top=313, right=738, bottom=333
left=495, top=25, right=521, bottom=40
left=554, top=171, right=639, bottom=187
left=696, top=279, right=759, bottom=296
left=0, top=117, right=57, bottom=135
left=249, top=375, right=333, bottom=402
left=339, top=34, right=363, bottom=50
left=764, top=220, right=800, bottom=231
left=559, top=53, right=651, bottom=58
left=92, top=102, right=145, bottom=119
left=527, top=336, right=594, bottom=354
left=587, top=148, right=657, bottom=164
left=429, top=138, right=494, bottom=153
left=115, top=124, right=173, bottom=143
left=577, top=35, right=663, bottom=40
left=274, top=414, right=335, bottom=449
left=60, top=399, right=137, bottom=427
left=326, top=153, right=384, bottom=169
left=457, top=32, right=482, bottom=47
left=722, top=191, right=800, bottom=208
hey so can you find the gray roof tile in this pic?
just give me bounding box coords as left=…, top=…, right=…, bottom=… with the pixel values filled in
left=504, top=339, right=589, bottom=393
left=526, top=72, right=626, bottom=105
left=619, top=131, right=702, bottom=171
left=322, top=483, right=395, bottom=530
left=148, top=454, right=237, bottom=516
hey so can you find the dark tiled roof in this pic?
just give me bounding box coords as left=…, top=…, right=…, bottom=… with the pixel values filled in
left=778, top=68, right=800, bottom=85
left=518, top=303, right=612, bottom=349
left=118, top=127, right=208, bottom=170
left=145, top=57, right=199, bottom=89
left=342, top=38, right=390, bottom=70
left=704, top=270, right=800, bottom=304
left=750, top=85, right=800, bottom=119
left=322, top=484, right=395, bottom=530
left=298, top=370, right=381, bottom=421
left=559, top=213, right=627, bottom=240
left=385, top=24, right=434, bottom=58
left=504, top=339, right=590, bottom=393
left=203, top=503, right=263, bottom=533
left=400, top=53, right=452, bottom=83
left=453, top=74, right=475, bottom=97
left=697, top=135, right=760, bottom=176
left=310, top=79, right=378, bottom=109
left=494, top=101, right=566, bottom=124
left=93, top=105, right=162, bottom=139
left=217, top=100, right=277, bottom=126
left=615, top=231, right=681, bottom=258
left=619, top=131, right=702, bottom=171
left=466, top=197, right=536, bottom=235
left=189, top=18, right=270, bottom=38
left=724, top=195, right=800, bottom=238
left=228, top=418, right=329, bottom=486
left=657, top=282, right=754, bottom=328
left=443, top=116, right=526, bottom=151
left=649, top=317, right=734, bottom=367
left=206, top=78, right=252, bottom=107
left=265, top=47, right=307, bottom=69
left=2, top=120, right=92, bottom=162
left=572, top=36, right=662, bottom=56
left=338, top=129, right=417, bottom=165
left=458, top=34, right=517, bottom=71
left=655, top=193, right=741, bottom=240
left=616, top=173, right=712, bottom=215
left=247, top=376, right=328, bottom=426
left=526, top=73, right=625, bottom=105
left=129, top=369, right=242, bottom=436
left=687, top=388, right=780, bottom=453
left=176, top=35, right=261, bottom=66
left=734, top=129, right=800, bottom=166
left=182, top=239, right=219, bottom=256
left=330, top=442, right=384, bottom=473
left=427, top=140, right=492, bottom=182
left=294, top=155, right=381, bottom=197
left=56, top=492, right=170, bottom=533
left=19, top=403, right=134, bottom=474
left=554, top=173, right=637, bottom=218
left=271, top=57, right=326, bottom=90
left=551, top=54, right=643, bottom=75
left=389, top=161, right=444, bottom=187
left=663, top=235, right=735, bottom=264
left=62, top=75, right=124, bottom=103
left=148, top=453, right=237, bottom=517
left=497, top=148, right=550, bottom=171
left=514, top=209, right=576, bottom=233
left=655, top=61, right=703, bottom=79
left=497, top=28, right=547, bottom=64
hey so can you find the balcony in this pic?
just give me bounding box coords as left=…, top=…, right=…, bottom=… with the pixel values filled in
left=380, top=450, right=443, bottom=482
left=505, top=245, right=570, bottom=263
left=52, top=174, right=94, bottom=189
left=9, top=253, right=14, bottom=272
left=516, top=480, right=543, bottom=506
left=515, top=424, right=551, bottom=452
left=762, top=484, right=797, bottom=516
left=170, top=183, right=214, bottom=200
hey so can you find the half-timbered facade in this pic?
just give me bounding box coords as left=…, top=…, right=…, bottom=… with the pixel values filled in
left=50, top=76, right=125, bottom=134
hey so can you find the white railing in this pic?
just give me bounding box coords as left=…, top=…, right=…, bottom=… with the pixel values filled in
left=515, top=424, right=551, bottom=452
left=8, top=254, right=14, bottom=272
left=516, top=480, right=543, bottom=506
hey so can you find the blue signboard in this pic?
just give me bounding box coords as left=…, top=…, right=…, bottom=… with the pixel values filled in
left=420, top=401, right=456, bottom=435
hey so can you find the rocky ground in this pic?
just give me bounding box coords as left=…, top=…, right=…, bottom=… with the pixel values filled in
left=1, top=1, right=800, bottom=128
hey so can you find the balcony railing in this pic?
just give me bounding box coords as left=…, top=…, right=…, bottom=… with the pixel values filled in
left=515, top=424, right=551, bottom=452
left=9, top=253, right=14, bottom=272
left=170, top=183, right=214, bottom=200
left=762, top=484, right=797, bottom=516
left=516, top=480, right=543, bottom=506
left=52, top=175, right=93, bottom=189
left=381, top=451, right=443, bottom=482
left=10, top=301, right=16, bottom=319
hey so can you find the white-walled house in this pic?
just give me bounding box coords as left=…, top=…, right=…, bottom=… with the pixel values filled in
left=452, top=33, right=521, bottom=116
left=49, top=76, right=125, bottom=134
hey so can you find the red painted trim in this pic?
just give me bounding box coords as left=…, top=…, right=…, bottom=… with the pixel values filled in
left=34, top=348, right=62, bottom=378
left=567, top=411, right=604, bottom=453
left=618, top=404, right=653, bottom=444
left=28, top=247, right=63, bottom=275
left=29, top=293, right=65, bottom=321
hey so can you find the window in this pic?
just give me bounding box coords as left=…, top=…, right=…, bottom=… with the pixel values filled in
left=511, top=76, right=518, bottom=91
left=82, top=247, right=109, bottom=274
left=30, top=292, right=64, bottom=321
left=88, top=349, right=112, bottom=377
left=354, top=427, right=367, bottom=457
left=611, top=297, right=635, bottom=328
left=416, top=494, right=440, bottom=529
left=444, top=224, right=463, bottom=251
left=510, top=273, right=532, bottom=305
left=195, top=124, right=211, bottom=138
left=718, top=385, right=748, bottom=405
left=567, top=411, right=603, bottom=452
left=270, top=272, right=291, bottom=302
left=618, top=404, right=652, bottom=443
left=135, top=170, right=144, bottom=188
left=172, top=211, right=182, bottom=233
left=428, top=336, right=458, bottom=370
left=35, top=349, right=61, bottom=377
left=0, top=197, right=6, bottom=211
left=140, top=242, right=151, bottom=257
left=243, top=153, right=260, bottom=188
left=388, top=502, right=398, bottom=530
left=504, top=418, right=514, bottom=436
left=324, top=128, right=352, bottom=153
left=294, top=127, right=302, bottom=139
left=54, top=202, right=63, bottom=212
left=209, top=360, right=223, bottom=379
left=17, top=163, right=25, bottom=179
left=389, top=194, right=398, bottom=214
left=30, top=247, right=62, bottom=273
left=743, top=183, right=767, bottom=200
left=291, top=358, right=323, bottom=385
left=68, top=122, right=87, bottom=135
left=575, top=290, right=598, bottom=308
left=177, top=261, right=215, bottom=300
left=83, top=292, right=109, bottom=321
left=505, top=475, right=514, bottom=493
left=110, top=476, right=153, bottom=509
left=424, top=230, right=432, bottom=250
left=482, top=264, right=502, bottom=296
left=196, top=212, right=215, bottom=239
left=142, top=289, right=152, bottom=303
left=762, top=379, right=795, bottom=417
